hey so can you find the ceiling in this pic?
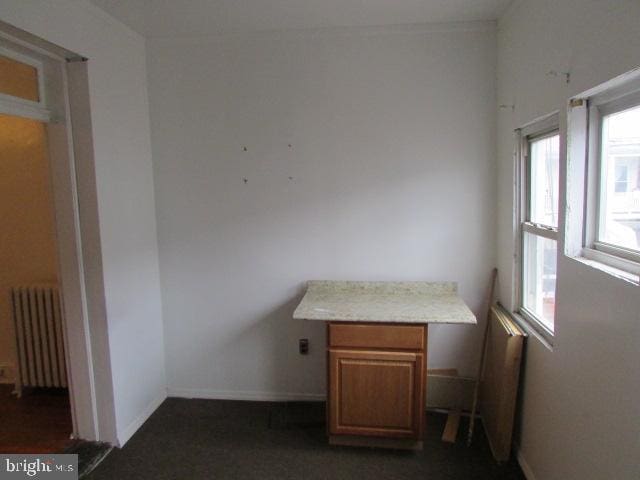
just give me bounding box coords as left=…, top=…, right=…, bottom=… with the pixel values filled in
left=88, top=0, right=512, bottom=38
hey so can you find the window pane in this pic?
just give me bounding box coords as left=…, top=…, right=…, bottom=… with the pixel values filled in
left=599, top=105, right=640, bottom=251
left=0, top=55, right=40, bottom=102
left=529, top=134, right=560, bottom=227
left=523, top=232, right=556, bottom=332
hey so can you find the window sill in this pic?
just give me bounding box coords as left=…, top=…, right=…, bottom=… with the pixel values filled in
left=509, top=309, right=554, bottom=352
left=576, top=249, right=640, bottom=286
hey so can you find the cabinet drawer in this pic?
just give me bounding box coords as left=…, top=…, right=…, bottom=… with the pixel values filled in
left=329, top=323, right=425, bottom=350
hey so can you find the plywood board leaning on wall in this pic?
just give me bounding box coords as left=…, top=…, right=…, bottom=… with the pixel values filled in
left=479, top=305, right=525, bottom=462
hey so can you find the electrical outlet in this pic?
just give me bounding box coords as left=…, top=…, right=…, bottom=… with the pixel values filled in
left=299, top=338, right=309, bottom=355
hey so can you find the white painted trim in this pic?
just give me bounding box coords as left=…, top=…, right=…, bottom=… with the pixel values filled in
left=586, top=245, right=640, bottom=274
left=117, top=390, right=167, bottom=447
left=0, top=96, right=51, bottom=122
left=47, top=118, right=100, bottom=441
left=522, top=222, right=558, bottom=241
left=511, top=311, right=553, bottom=351
left=167, top=388, right=326, bottom=403
left=520, top=111, right=559, bottom=138
left=577, top=67, right=640, bottom=107
left=53, top=60, right=103, bottom=442
left=565, top=99, right=589, bottom=258
left=572, top=253, right=639, bottom=286
left=64, top=60, right=118, bottom=445
left=517, top=449, right=538, bottom=480
left=0, top=20, right=76, bottom=61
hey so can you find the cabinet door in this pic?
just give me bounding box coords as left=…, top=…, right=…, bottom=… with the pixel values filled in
left=329, top=349, right=424, bottom=438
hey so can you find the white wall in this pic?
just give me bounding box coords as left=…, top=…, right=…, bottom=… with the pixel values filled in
left=496, top=1, right=640, bottom=479
left=0, top=0, right=165, bottom=446
left=148, top=23, right=497, bottom=401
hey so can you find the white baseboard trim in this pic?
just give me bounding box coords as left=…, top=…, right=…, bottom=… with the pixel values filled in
left=517, top=449, right=537, bottom=480
left=167, top=387, right=326, bottom=402
left=117, top=390, right=167, bottom=447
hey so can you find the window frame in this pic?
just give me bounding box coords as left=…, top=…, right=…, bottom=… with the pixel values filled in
left=515, top=112, right=560, bottom=343
left=0, top=45, right=49, bottom=122
left=585, top=89, right=640, bottom=268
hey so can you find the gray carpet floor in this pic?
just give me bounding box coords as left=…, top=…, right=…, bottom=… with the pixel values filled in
left=87, top=399, right=525, bottom=480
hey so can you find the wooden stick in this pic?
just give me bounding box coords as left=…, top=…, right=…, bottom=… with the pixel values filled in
left=467, top=267, right=498, bottom=446
left=440, top=368, right=460, bottom=443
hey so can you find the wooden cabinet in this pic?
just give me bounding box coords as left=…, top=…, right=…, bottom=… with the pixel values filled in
left=327, top=322, right=427, bottom=449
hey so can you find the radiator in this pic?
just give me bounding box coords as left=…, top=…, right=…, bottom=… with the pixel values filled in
left=11, top=284, right=67, bottom=394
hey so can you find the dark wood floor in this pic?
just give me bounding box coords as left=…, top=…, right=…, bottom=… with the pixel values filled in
left=0, top=384, right=72, bottom=453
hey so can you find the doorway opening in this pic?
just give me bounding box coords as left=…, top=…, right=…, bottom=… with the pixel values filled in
left=0, top=22, right=111, bottom=448
left=0, top=112, right=72, bottom=453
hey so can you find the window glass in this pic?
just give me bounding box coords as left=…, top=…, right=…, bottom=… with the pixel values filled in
left=0, top=54, right=40, bottom=102
left=529, top=134, right=560, bottom=227
left=599, top=105, right=640, bottom=251
left=523, top=232, right=557, bottom=332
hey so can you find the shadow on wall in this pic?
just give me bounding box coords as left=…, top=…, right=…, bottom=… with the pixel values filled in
left=167, top=285, right=327, bottom=400
left=223, top=287, right=326, bottom=398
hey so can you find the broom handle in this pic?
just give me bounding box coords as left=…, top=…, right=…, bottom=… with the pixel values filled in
left=467, top=267, right=498, bottom=446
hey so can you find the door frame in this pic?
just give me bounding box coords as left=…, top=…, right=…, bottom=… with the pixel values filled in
left=0, top=27, right=113, bottom=443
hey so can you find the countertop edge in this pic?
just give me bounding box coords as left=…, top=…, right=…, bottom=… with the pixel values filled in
left=292, top=315, right=477, bottom=325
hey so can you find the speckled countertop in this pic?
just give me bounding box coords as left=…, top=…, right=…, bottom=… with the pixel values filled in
left=293, top=281, right=476, bottom=324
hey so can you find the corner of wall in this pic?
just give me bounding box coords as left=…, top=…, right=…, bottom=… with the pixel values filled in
left=117, top=388, right=167, bottom=447
left=517, top=449, right=537, bottom=480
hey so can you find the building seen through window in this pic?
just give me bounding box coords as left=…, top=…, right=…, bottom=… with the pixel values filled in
left=600, top=105, right=640, bottom=251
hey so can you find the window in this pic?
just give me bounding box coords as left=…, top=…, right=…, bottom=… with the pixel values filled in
left=597, top=103, right=640, bottom=254
left=566, top=70, right=640, bottom=282
left=0, top=45, right=50, bottom=122
left=516, top=114, right=559, bottom=338
left=0, top=53, right=40, bottom=102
